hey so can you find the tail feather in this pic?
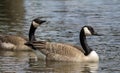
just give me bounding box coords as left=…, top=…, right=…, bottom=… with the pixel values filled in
left=25, top=41, right=46, bottom=50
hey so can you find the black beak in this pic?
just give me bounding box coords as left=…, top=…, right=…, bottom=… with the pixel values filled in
left=93, top=32, right=102, bottom=36
left=33, top=17, right=47, bottom=24
left=25, top=42, right=37, bottom=50
left=41, top=20, right=46, bottom=24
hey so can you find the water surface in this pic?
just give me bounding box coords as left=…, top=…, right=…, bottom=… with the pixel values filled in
left=0, top=0, right=120, bottom=73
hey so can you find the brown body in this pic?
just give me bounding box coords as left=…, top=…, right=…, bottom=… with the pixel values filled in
left=30, top=41, right=99, bottom=62
left=0, top=35, right=30, bottom=51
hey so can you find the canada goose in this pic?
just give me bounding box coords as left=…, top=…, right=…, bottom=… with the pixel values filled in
left=0, top=18, right=46, bottom=50
left=25, top=26, right=99, bottom=62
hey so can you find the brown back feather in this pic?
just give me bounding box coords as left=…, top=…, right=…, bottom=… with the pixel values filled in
left=0, top=35, right=27, bottom=45
left=31, top=41, right=84, bottom=57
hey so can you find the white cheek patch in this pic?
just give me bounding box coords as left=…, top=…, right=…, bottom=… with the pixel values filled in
left=84, top=27, right=92, bottom=36
left=32, top=21, right=39, bottom=28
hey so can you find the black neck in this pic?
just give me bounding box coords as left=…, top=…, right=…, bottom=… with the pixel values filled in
left=29, top=23, right=36, bottom=42
left=80, top=29, right=92, bottom=56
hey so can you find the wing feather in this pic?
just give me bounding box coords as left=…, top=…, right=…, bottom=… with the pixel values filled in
left=32, top=41, right=84, bottom=57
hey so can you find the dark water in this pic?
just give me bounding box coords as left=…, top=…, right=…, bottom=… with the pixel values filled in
left=0, top=0, right=120, bottom=73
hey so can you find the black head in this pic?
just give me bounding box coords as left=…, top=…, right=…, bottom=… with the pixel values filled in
left=32, top=18, right=46, bottom=28
left=82, top=26, right=98, bottom=36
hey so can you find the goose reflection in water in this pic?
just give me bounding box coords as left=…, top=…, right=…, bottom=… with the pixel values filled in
left=28, top=60, right=99, bottom=73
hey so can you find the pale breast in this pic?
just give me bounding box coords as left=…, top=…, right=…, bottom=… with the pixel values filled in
left=0, top=42, right=16, bottom=50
